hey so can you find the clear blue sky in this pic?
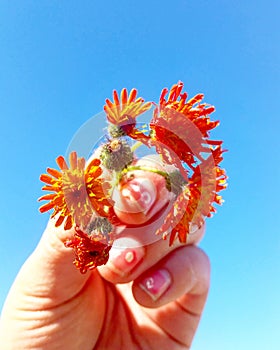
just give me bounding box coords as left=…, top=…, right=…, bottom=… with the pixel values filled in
left=0, top=1, right=279, bottom=349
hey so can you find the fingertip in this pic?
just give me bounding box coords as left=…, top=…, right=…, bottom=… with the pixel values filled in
left=132, top=245, right=210, bottom=308
left=98, top=238, right=146, bottom=283
left=186, top=223, right=206, bottom=245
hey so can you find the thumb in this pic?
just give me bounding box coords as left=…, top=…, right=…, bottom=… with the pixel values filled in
left=5, top=218, right=91, bottom=307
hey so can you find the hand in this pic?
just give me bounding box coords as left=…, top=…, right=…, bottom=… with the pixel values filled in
left=0, top=218, right=209, bottom=350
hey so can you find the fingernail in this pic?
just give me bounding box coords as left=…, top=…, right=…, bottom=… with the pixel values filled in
left=108, top=246, right=145, bottom=276
left=139, top=269, right=172, bottom=301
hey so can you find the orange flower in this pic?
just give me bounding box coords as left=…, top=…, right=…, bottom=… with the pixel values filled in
left=150, top=81, right=222, bottom=171
left=158, top=82, right=218, bottom=137
left=157, top=145, right=227, bottom=245
left=85, top=157, right=114, bottom=218
left=104, top=88, right=152, bottom=140
left=39, top=151, right=111, bottom=230
left=65, top=227, right=112, bottom=273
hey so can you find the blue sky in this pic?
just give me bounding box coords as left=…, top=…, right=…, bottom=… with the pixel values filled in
left=0, top=1, right=279, bottom=349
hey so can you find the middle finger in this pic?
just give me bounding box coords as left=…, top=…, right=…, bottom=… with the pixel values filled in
left=98, top=223, right=205, bottom=284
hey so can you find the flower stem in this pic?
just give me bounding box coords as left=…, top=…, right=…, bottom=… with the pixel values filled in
left=131, top=141, right=143, bottom=152
left=121, top=165, right=171, bottom=190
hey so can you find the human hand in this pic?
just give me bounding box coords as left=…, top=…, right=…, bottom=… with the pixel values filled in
left=0, top=218, right=209, bottom=350
left=0, top=81, right=228, bottom=349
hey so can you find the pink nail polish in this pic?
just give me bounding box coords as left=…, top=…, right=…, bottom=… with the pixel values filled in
left=109, top=247, right=145, bottom=276
left=139, top=269, right=172, bottom=301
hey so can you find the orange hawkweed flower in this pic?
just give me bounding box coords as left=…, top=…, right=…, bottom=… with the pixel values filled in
left=65, top=227, right=112, bottom=273
left=39, top=151, right=111, bottom=230
left=85, top=157, right=113, bottom=218
left=158, top=145, right=227, bottom=245
left=150, top=81, right=222, bottom=171
left=104, top=88, right=152, bottom=140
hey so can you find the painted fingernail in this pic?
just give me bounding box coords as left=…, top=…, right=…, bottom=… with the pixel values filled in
left=139, top=269, right=172, bottom=301
left=108, top=246, right=145, bottom=276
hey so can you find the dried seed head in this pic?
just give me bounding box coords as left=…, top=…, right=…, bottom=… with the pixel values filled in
left=100, top=139, right=133, bottom=172
left=86, top=217, right=113, bottom=241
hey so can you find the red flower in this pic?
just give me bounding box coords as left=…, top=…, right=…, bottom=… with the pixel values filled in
left=65, top=227, right=112, bottom=273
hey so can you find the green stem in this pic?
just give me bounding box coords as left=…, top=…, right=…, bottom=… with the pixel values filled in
left=125, top=165, right=167, bottom=177
left=120, top=165, right=171, bottom=190
left=131, top=141, right=143, bottom=152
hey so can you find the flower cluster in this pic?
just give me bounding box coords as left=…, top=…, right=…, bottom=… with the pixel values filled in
left=39, top=81, right=227, bottom=273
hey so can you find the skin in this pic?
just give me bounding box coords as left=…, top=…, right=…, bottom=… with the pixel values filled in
left=0, top=219, right=210, bottom=350
left=0, top=155, right=210, bottom=349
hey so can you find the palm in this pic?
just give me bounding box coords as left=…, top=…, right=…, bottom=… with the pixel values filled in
left=45, top=272, right=199, bottom=350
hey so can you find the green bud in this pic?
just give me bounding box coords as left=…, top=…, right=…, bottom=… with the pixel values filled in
left=100, top=139, right=133, bottom=172
left=108, top=124, right=126, bottom=138
left=87, top=217, right=113, bottom=240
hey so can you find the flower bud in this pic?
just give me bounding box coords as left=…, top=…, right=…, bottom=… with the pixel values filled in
left=100, top=139, right=133, bottom=172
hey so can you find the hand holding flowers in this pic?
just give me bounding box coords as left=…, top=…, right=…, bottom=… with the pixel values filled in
left=38, top=81, right=227, bottom=273
left=0, top=82, right=226, bottom=349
